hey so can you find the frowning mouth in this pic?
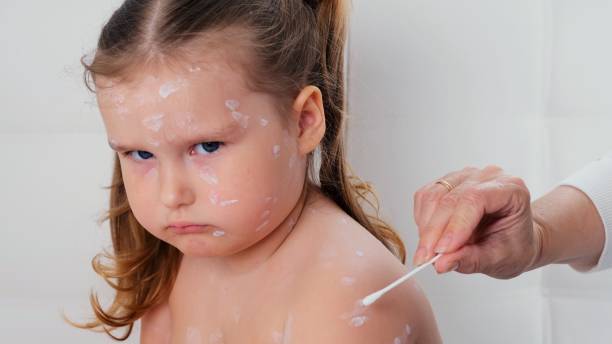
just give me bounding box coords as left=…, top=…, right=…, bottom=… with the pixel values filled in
left=168, top=224, right=208, bottom=234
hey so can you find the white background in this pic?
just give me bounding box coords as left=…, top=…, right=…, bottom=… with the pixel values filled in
left=2, top=0, right=612, bottom=342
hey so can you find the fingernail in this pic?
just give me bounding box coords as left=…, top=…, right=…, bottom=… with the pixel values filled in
left=434, top=233, right=453, bottom=253
left=414, top=246, right=428, bottom=266
left=449, top=262, right=459, bottom=273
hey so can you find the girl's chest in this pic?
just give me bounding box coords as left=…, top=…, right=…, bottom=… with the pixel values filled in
left=167, top=291, right=295, bottom=344
left=166, top=269, right=298, bottom=343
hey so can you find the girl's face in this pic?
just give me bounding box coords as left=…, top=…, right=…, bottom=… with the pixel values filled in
left=96, top=59, right=307, bottom=258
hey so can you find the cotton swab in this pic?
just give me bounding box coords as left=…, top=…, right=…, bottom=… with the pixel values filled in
left=361, top=253, right=442, bottom=307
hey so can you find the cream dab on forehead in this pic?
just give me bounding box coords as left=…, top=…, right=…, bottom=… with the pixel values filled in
left=142, top=113, right=165, bottom=132
left=159, top=77, right=188, bottom=99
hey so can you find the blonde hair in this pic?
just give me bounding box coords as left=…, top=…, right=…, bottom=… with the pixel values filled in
left=66, top=0, right=406, bottom=340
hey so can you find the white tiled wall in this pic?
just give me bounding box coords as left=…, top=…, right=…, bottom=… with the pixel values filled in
left=2, top=0, right=612, bottom=343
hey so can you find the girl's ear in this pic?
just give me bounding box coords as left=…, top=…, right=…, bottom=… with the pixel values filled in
left=291, top=85, right=326, bottom=156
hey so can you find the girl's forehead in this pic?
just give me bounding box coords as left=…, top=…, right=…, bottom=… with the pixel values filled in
left=97, top=59, right=249, bottom=103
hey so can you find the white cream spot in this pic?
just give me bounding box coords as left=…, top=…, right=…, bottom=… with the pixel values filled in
left=145, top=167, right=158, bottom=178
left=142, top=113, right=165, bottom=132
left=220, top=199, right=239, bottom=207
left=225, top=99, right=240, bottom=111
left=356, top=250, right=365, bottom=257
left=188, top=65, right=202, bottom=73
left=175, top=112, right=197, bottom=131
left=339, top=217, right=349, bottom=225
left=261, top=210, right=271, bottom=220
left=231, top=111, right=250, bottom=129
left=341, top=276, right=356, bottom=286
left=273, top=145, right=281, bottom=159
left=272, top=331, right=283, bottom=344
left=287, top=218, right=297, bottom=231
left=282, top=313, right=293, bottom=344
left=147, top=138, right=160, bottom=147
left=259, top=117, right=269, bottom=127
left=199, top=166, right=219, bottom=185
left=208, top=329, right=223, bottom=344
left=209, top=191, right=220, bottom=205
left=116, top=106, right=129, bottom=116
left=159, top=79, right=186, bottom=98
left=111, top=93, right=125, bottom=106
left=186, top=327, right=202, bottom=344
left=255, top=220, right=270, bottom=232
left=350, top=316, right=367, bottom=327
left=405, top=324, right=412, bottom=336
left=394, top=337, right=402, bottom=344
left=212, top=230, right=226, bottom=237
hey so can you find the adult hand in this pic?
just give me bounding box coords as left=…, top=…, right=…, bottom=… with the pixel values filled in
left=412, top=166, right=541, bottom=279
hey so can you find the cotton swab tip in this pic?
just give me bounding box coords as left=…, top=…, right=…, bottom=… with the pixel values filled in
left=360, top=253, right=442, bottom=307
left=361, top=291, right=383, bottom=306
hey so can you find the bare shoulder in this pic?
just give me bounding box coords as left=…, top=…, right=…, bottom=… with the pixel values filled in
left=288, top=195, right=442, bottom=343
left=140, top=300, right=172, bottom=344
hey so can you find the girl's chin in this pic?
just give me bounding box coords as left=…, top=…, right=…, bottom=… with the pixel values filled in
left=173, top=237, right=226, bottom=257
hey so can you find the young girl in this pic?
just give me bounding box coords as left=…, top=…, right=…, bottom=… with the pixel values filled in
left=66, top=0, right=442, bottom=343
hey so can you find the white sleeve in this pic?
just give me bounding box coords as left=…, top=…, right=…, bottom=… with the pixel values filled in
left=559, top=152, right=612, bottom=272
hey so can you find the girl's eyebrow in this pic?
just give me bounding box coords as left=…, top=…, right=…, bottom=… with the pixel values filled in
left=108, top=121, right=242, bottom=151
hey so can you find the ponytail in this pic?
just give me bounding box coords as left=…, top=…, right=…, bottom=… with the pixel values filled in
left=307, top=0, right=407, bottom=262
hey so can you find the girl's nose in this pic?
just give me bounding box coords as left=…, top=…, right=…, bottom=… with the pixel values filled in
left=159, top=163, right=195, bottom=209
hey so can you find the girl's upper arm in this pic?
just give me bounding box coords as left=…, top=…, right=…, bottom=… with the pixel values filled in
left=291, top=267, right=442, bottom=344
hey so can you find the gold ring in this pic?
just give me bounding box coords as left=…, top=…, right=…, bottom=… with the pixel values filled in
left=435, top=179, right=455, bottom=192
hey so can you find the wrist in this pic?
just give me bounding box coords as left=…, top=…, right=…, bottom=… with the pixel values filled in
left=527, top=218, right=549, bottom=271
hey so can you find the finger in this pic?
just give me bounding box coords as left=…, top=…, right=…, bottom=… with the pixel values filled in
left=434, top=244, right=490, bottom=274
left=415, top=167, right=476, bottom=228
left=433, top=181, right=529, bottom=255
left=413, top=190, right=460, bottom=266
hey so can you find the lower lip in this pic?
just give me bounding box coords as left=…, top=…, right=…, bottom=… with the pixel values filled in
left=170, top=225, right=208, bottom=234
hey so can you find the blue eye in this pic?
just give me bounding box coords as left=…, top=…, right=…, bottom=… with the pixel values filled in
left=125, top=150, right=153, bottom=161
left=194, top=142, right=223, bottom=155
